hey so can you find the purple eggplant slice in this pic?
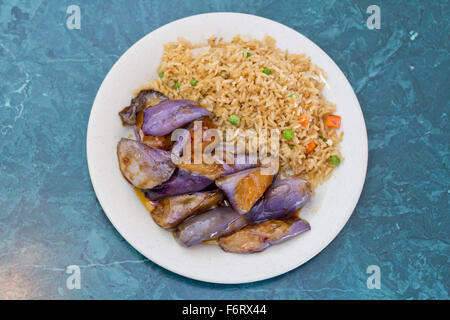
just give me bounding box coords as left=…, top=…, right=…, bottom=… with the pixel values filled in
left=142, top=100, right=211, bottom=136
left=119, top=89, right=168, bottom=125
left=248, top=178, right=312, bottom=224
left=117, top=138, right=175, bottom=189
left=171, top=120, right=256, bottom=180
left=177, top=161, right=226, bottom=181
left=173, top=120, right=226, bottom=180
left=174, top=207, right=249, bottom=247
left=217, top=152, right=259, bottom=174
left=219, top=219, right=311, bottom=253
left=171, top=117, right=219, bottom=156
left=170, top=128, right=190, bottom=159
left=151, top=191, right=223, bottom=229
left=212, top=143, right=259, bottom=175
left=143, top=168, right=214, bottom=201
left=215, top=168, right=274, bottom=215
left=135, top=109, right=172, bottom=150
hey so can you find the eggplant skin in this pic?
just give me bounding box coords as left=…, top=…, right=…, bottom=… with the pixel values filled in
left=170, top=117, right=226, bottom=180
left=221, top=153, right=259, bottom=174
left=219, top=219, right=311, bottom=254
left=119, top=89, right=168, bottom=125
left=134, top=108, right=172, bottom=150
left=174, top=207, right=249, bottom=247
left=143, top=168, right=214, bottom=201
left=142, top=100, right=211, bottom=136
left=215, top=168, right=274, bottom=215
left=151, top=191, right=223, bottom=229
left=117, top=138, right=175, bottom=189
left=248, top=178, right=312, bottom=224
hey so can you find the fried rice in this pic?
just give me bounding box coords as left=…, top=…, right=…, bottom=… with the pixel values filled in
left=142, top=35, right=343, bottom=189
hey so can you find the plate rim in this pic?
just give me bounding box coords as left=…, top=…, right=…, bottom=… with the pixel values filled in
left=86, top=12, right=368, bottom=284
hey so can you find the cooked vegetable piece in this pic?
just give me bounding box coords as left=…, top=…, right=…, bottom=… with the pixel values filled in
left=221, top=153, right=259, bottom=174
left=178, top=160, right=226, bottom=181
left=135, top=108, right=171, bottom=150
left=219, top=219, right=311, bottom=253
left=262, top=67, right=271, bottom=75
left=173, top=80, right=180, bottom=89
left=282, top=129, right=294, bottom=141
left=150, top=191, right=223, bottom=229
left=170, top=117, right=218, bottom=155
left=325, top=115, right=341, bottom=128
left=172, top=117, right=225, bottom=180
left=319, top=135, right=326, bottom=141
left=298, top=115, right=309, bottom=128
left=136, top=131, right=171, bottom=149
left=186, top=117, right=218, bottom=154
left=228, top=114, right=240, bottom=126
left=117, top=138, right=175, bottom=189
left=142, top=100, right=211, bottom=136
left=330, top=155, right=341, bottom=166
left=191, top=78, right=198, bottom=86
left=143, top=168, right=214, bottom=201
left=246, top=52, right=252, bottom=57
left=289, top=93, right=298, bottom=98
left=305, top=141, right=316, bottom=154
left=118, top=89, right=168, bottom=125
left=174, top=207, right=249, bottom=247
left=247, top=178, right=312, bottom=224
left=159, top=71, right=164, bottom=78
left=216, top=168, right=274, bottom=215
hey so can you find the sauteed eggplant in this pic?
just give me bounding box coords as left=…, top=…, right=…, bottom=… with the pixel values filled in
left=142, top=99, right=211, bottom=136
left=175, top=207, right=249, bottom=247
left=219, top=219, right=311, bottom=253
left=215, top=168, right=274, bottom=215
left=117, top=138, right=175, bottom=189
left=151, top=191, right=223, bottom=228
left=248, top=178, right=312, bottom=224
left=117, top=92, right=312, bottom=253
left=143, top=168, right=214, bottom=201
left=119, top=89, right=168, bottom=125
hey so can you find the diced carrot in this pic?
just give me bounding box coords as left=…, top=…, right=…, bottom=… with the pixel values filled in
left=306, top=141, right=316, bottom=154
left=326, top=115, right=341, bottom=128
left=298, top=115, right=309, bottom=128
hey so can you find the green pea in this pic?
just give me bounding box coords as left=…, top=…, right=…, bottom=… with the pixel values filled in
left=330, top=155, right=341, bottom=166
left=191, top=78, right=198, bottom=86
left=173, top=80, right=179, bottom=90
left=158, top=71, right=164, bottom=78
left=283, top=129, right=294, bottom=141
left=228, top=114, right=240, bottom=126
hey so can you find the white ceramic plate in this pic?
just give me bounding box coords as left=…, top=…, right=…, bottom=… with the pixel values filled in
left=87, top=13, right=368, bottom=284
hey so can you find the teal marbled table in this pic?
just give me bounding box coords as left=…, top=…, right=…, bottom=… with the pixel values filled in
left=0, top=0, right=448, bottom=299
